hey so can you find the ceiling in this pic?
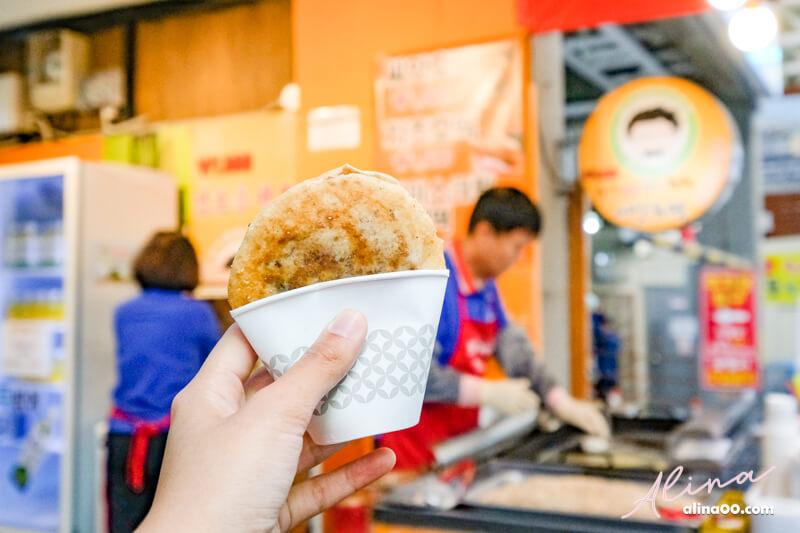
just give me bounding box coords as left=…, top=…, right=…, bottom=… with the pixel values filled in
left=563, top=10, right=771, bottom=122
left=0, top=0, right=157, bottom=31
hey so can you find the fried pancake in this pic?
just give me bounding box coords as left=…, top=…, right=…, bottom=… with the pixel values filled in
left=228, top=165, right=445, bottom=309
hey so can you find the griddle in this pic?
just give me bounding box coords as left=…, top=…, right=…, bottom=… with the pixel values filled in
left=375, top=460, right=703, bottom=533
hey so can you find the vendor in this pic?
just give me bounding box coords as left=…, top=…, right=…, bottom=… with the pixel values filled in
left=107, top=231, right=220, bottom=532
left=381, top=187, right=609, bottom=470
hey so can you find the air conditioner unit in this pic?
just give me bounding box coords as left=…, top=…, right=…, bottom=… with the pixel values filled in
left=27, top=29, right=89, bottom=113
left=0, top=72, right=26, bottom=134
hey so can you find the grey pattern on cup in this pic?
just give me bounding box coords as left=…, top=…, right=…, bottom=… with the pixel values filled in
left=266, top=325, right=436, bottom=416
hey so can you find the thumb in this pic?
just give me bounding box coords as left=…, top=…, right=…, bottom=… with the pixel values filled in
left=250, top=309, right=367, bottom=422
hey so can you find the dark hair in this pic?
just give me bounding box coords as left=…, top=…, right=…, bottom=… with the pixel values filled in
left=627, top=108, right=678, bottom=133
left=134, top=231, right=199, bottom=291
left=467, top=187, right=542, bottom=235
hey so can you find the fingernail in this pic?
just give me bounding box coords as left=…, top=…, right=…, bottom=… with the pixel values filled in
left=326, top=309, right=365, bottom=339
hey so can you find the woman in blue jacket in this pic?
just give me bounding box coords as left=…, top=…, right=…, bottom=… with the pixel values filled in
left=107, top=231, right=220, bottom=533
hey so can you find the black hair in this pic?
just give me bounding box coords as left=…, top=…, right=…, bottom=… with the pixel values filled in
left=627, top=107, right=678, bottom=133
left=134, top=231, right=199, bottom=291
left=467, top=187, right=541, bottom=235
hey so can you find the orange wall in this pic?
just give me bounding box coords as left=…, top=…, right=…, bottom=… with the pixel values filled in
left=293, top=0, right=526, bottom=179
left=292, top=0, right=541, bottom=345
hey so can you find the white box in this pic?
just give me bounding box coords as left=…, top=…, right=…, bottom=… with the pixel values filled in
left=0, top=72, right=25, bottom=134
left=28, top=30, right=89, bottom=113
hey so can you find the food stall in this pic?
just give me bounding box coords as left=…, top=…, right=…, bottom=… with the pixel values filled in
left=372, top=390, right=760, bottom=532
left=369, top=19, right=768, bottom=533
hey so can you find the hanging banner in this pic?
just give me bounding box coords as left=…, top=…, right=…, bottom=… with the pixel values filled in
left=517, top=0, right=710, bottom=34
left=375, top=39, right=526, bottom=239
left=375, top=39, right=539, bottom=340
left=765, top=253, right=800, bottom=304
left=699, top=268, right=759, bottom=390
left=580, top=77, right=740, bottom=233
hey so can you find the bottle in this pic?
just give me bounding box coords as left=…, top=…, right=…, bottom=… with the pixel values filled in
left=761, top=393, right=800, bottom=497
left=51, top=220, right=64, bottom=267
left=38, top=220, right=64, bottom=267
left=3, top=223, right=18, bottom=267
left=10, top=410, right=55, bottom=490
left=38, top=221, right=54, bottom=267
left=20, top=221, right=40, bottom=268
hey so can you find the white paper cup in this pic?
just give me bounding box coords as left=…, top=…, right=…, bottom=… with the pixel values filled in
left=230, top=270, right=449, bottom=445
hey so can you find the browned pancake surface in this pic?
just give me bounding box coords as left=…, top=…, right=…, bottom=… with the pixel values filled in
left=228, top=165, right=444, bottom=308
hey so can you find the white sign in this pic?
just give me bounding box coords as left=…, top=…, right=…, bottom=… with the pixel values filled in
left=307, top=106, right=361, bottom=152
left=1, top=320, right=55, bottom=379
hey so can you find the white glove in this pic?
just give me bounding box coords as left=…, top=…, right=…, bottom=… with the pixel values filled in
left=478, top=378, right=540, bottom=416
left=550, top=393, right=610, bottom=437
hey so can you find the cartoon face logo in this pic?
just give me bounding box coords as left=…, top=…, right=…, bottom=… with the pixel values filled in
left=613, top=91, right=696, bottom=177
left=626, top=108, right=680, bottom=158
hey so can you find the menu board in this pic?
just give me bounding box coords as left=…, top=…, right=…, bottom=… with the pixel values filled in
left=699, top=268, right=759, bottom=389
left=579, top=77, right=739, bottom=232
left=375, top=39, right=526, bottom=239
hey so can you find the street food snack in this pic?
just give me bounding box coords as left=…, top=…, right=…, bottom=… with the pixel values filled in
left=228, top=164, right=445, bottom=309
left=479, top=474, right=699, bottom=522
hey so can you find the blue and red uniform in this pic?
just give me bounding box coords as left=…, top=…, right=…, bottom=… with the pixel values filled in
left=109, top=288, right=219, bottom=492
left=381, top=242, right=509, bottom=469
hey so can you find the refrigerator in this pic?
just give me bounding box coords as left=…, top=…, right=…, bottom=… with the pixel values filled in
left=0, top=157, right=177, bottom=532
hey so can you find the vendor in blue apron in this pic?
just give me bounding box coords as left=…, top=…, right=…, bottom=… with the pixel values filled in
left=107, top=232, right=220, bottom=533
left=381, top=187, right=609, bottom=470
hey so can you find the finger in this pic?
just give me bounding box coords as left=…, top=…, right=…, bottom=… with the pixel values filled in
left=590, top=415, right=611, bottom=437
left=244, top=366, right=274, bottom=397
left=296, top=433, right=348, bottom=474
left=254, top=309, right=367, bottom=416
left=279, top=448, right=396, bottom=530
left=195, top=324, right=258, bottom=386
left=177, top=325, right=259, bottom=420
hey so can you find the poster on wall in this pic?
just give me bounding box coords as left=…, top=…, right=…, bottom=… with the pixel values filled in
left=374, top=39, right=526, bottom=240
left=158, top=111, right=298, bottom=296
left=374, top=39, right=540, bottom=339
left=699, top=267, right=759, bottom=389
left=765, top=253, right=800, bottom=304
left=579, top=77, right=741, bottom=233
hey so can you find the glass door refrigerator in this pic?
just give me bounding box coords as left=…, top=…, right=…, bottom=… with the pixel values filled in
left=0, top=157, right=177, bottom=533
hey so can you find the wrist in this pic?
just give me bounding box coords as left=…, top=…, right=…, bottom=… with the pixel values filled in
left=458, top=375, right=484, bottom=406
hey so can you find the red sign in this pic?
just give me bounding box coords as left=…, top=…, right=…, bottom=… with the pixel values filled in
left=517, top=0, right=710, bottom=34
left=699, top=268, right=759, bottom=390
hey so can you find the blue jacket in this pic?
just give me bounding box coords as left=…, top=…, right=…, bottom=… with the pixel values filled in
left=109, top=289, right=220, bottom=433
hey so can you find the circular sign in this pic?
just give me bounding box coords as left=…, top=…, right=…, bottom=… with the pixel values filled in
left=579, top=77, right=737, bottom=232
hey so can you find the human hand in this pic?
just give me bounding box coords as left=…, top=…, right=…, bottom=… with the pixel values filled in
left=478, top=378, right=541, bottom=416
left=548, top=388, right=610, bottom=437
left=137, top=309, right=396, bottom=533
